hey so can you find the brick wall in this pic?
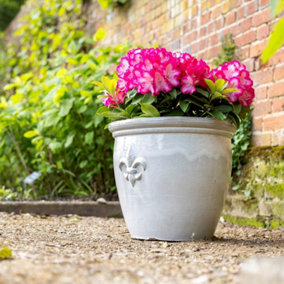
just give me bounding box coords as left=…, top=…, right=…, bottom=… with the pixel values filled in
left=7, top=0, right=284, bottom=146
left=84, top=0, right=284, bottom=146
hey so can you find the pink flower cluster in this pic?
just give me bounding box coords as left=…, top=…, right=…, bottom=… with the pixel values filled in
left=211, top=60, right=255, bottom=107
left=102, top=48, right=254, bottom=108
left=116, top=48, right=212, bottom=98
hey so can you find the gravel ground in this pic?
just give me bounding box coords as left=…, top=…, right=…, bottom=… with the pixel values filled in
left=0, top=212, right=283, bottom=284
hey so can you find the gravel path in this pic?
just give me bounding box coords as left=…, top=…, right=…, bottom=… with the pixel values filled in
left=0, top=212, right=283, bottom=283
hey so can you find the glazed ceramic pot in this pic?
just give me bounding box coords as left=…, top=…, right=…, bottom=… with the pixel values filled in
left=109, top=117, right=235, bottom=241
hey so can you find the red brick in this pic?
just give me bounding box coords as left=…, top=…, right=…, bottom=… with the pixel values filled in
left=239, top=46, right=250, bottom=59
left=252, top=133, right=272, bottom=146
left=252, top=100, right=272, bottom=116
left=260, top=0, right=269, bottom=6
left=250, top=40, right=268, bottom=57
left=240, top=18, right=252, bottom=33
left=257, top=24, right=269, bottom=40
left=274, top=64, right=284, bottom=81
left=252, top=117, right=263, bottom=131
left=231, top=25, right=240, bottom=36
left=230, top=0, right=241, bottom=9
left=272, top=97, right=284, bottom=112
left=267, top=48, right=284, bottom=66
left=208, top=45, right=221, bottom=59
left=268, top=82, right=284, bottom=98
left=252, top=9, right=271, bottom=27
left=200, top=38, right=206, bottom=49
left=208, top=22, right=214, bottom=34
left=184, top=31, right=198, bottom=44
left=246, top=1, right=257, bottom=15
left=272, top=132, right=284, bottom=146
left=210, top=33, right=219, bottom=45
left=225, top=11, right=236, bottom=25
left=237, top=7, right=245, bottom=20
left=263, top=114, right=284, bottom=130
left=255, top=86, right=267, bottom=100
left=243, top=58, right=255, bottom=72
left=251, top=69, right=273, bottom=85
left=201, top=11, right=211, bottom=25
left=212, top=6, right=221, bottom=19
left=215, top=18, right=223, bottom=30
left=235, top=30, right=256, bottom=46
left=200, top=27, right=207, bottom=37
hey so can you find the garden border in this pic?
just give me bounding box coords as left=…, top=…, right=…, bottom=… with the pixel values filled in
left=0, top=201, right=122, bottom=217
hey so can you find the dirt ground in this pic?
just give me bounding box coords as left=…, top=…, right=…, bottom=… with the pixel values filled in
left=0, top=212, right=283, bottom=284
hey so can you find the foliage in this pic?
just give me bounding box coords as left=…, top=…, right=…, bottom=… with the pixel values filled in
left=98, top=77, right=249, bottom=128
left=213, top=34, right=237, bottom=66
left=0, top=247, right=13, bottom=259
left=97, top=0, right=128, bottom=10
left=0, top=0, right=129, bottom=200
left=214, top=34, right=253, bottom=174
left=262, top=0, right=284, bottom=63
left=0, top=0, right=26, bottom=31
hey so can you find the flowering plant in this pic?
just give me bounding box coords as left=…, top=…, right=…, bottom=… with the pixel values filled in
left=97, top=48, right=254, bottom=127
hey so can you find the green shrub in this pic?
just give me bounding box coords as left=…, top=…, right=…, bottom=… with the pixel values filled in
left=0, top=0, right=25, bottom=31
left=0, top=0, right=129, bottom=199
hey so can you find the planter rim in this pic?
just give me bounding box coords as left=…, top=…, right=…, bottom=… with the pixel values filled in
left=109, top=117, right=236, bottom=139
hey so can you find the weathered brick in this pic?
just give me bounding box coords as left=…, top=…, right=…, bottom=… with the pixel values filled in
left=240, top=18, right=252, bottom=33
left=201, top=11, right=211, bottom=25
left=251, top=69, right=273, bottom=85
left=230, top=0, right=241, bottom=9
left=274, top=64, right=284, bottom=81
left=245, top=1, right=257, bottom=15
left=250, top=40, right=268, bottom=57
left=252, top=100, right=272, bottom=117
left=243, top=58, right=255, bottom=71
left=212, top=6, right=221, bottom=19
left=267, top=48, right=284, bottom=66
left=255, top=86, right=268, bottom=100
left=237, top=7, right=245, bottom=20
left=257, top=24, right=269, bottom=40
left=221, top=0, right=230, bottom=14
left=263, top=114, right=284, bottom=130
left=225, top=11, right=236, bottom=25
left=252, top=133, right=272, bottom=146
left=268, top=82, right=284, bottom=98
left=252, top=9, right=271, bottom=27
left=252, top=117, right=263, bottom=131
left=272, top=97, right=284, bottom=112
left=235, top=30, right=256, bottom=46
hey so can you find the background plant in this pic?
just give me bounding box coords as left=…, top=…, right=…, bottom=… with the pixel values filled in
left=0, top=0, right=129, bottom=200
left=213, top=34, right=253, bottom=175
left=262, top=0, right=284, bottom=63
left=0, top=0, right=26, bottom=31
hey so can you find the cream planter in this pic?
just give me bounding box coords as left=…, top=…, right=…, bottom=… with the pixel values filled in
left=109, top=117, right=235, bottom=241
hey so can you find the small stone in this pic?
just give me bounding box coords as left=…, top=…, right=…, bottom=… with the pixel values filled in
left=96, top=197, right=107, bottom=204
left=240, top=256, right=284, bottom=284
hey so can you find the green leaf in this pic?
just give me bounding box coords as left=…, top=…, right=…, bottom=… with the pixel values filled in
left=262, top=18, right=284, bottom=63
left=0, top=247, right=12, bottom=259
left=204, top=78, right=216, bottom=92
left=215, top=79, right=227, bottom=91
left=222, top=88, right=240, bottom=94
left=211, top=91, right=227, bottom=101
left=125, top=104, right=136, bottom=116
left=24, top=130, right=39, bottom=138
left=214, top=105, right=233, bottom=113
left=96, top=106, right=110, bottom=116
left=140, top=103, right=160, bottom=117
left=65, top=134, right=74, bottom=148
left=130, top=93, right=144, bottom=105
left=169, top=88, right=179, bottom=99
left=59, top=98, right=75, bottom=117
left=85, top=132, right=94, bottom=145
left=233, top=103, right=242, bottom=115
left=93, top=28, right=106, bottom=41
left=49, top=142, right=62, bottom=152
left=180, top=100, right=190, bottom=112
left=211, top=110, right=227, bottom=121
left=142, top=93, right=155, bottom=104
left=196, top=87, right=209, bottom=98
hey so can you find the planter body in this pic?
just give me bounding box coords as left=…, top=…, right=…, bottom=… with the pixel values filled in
left=109, top=117, right=235, bottom=241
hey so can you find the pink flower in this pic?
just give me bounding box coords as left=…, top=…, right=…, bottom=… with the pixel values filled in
left=181, top=75, right=195, bottom=94
left=102, top=90, right=125, bottom=107
left=211, top=60, right=255, bottom=106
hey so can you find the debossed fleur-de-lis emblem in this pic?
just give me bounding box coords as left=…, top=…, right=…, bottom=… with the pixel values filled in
left=119, top=146, right=146, bottom=187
